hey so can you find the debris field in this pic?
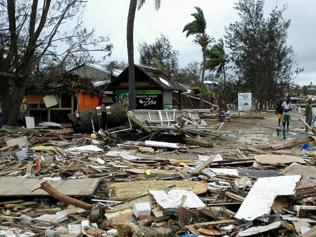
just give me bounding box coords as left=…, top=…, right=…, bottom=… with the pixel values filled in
left=0, top=110, right=316, bottom=237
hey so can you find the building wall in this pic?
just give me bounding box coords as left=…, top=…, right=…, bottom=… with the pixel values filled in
left=163, top=90, right=173, bottom=110
left=113, top=89, right=163, bottom=110
left=76, top=92, right=100, bottom=112
left=26, top=94, right=75, bottom=124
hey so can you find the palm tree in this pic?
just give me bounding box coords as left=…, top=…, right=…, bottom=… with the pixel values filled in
left=127, top=0, right=161, bottom=110
left=206, top=39, right=228, bottom=106
left=205, top=39, right=227, bottom=85
left=183, top=7, right=213, bottom=85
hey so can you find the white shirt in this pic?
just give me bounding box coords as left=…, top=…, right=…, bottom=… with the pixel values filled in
left=282, top=101, right=292, bottom=115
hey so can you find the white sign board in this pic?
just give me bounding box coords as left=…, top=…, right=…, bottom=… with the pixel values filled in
left=43, top=95, right=58, bottom=108
left=238, top=93, right=252, bottom=111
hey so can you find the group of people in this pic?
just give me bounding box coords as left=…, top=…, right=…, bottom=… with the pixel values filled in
left=276, top=97, right=315, bottom=131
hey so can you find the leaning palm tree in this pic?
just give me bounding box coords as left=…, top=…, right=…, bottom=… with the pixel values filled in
left=183, top=7, right=213, bottom=85
left=127, top=0, right=161, bottom=110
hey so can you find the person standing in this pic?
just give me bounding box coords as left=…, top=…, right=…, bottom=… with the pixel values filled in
left=305, top=99, right=313, bottom=132
left=275, top=101, right=283, bottom=126
left=282, top=97, right=292, bottom=130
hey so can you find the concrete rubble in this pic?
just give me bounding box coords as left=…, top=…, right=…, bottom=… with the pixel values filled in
left=0, top=110, right=316, bottom=236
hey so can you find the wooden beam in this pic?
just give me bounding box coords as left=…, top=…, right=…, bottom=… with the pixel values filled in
left=191, top=156, right=214, bottom=175
left=299, top=117, right=316, bottom=135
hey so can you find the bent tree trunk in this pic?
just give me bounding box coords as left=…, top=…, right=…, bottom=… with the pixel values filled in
left=127, top=0, right=137, bottom=110
left=0, top=75, right=26, bottom=125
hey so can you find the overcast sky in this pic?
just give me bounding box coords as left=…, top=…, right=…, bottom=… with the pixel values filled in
left=83, top=0, right=316, bottom=86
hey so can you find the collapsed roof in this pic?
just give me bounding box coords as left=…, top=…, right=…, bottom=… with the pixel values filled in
left=27, top=73, right=103, bottom=96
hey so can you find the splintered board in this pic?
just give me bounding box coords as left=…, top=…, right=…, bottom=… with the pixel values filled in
left=107, top=180, right=208, bottom=201
left=0, top=177, right=100, bottom=197
left=254, top=154, right=306, bottom=165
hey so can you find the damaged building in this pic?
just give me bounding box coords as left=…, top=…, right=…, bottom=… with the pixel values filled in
left=24, top=64, right=111, bottom=125
left=107, top=65, right=186, bottom=110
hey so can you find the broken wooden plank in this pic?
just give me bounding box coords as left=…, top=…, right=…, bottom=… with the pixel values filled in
left=127, top=111, right=152, bottom=133
left=191, top=156, right=214, bottom=174
left=296, top=186, right=316, bottom=199
left=107, top=180, right=208, bottom=201
left=0, top=177, right=100, bottom=197
left=271, top=136, right=314, bottom=150
left=254, top=154, right=305, bottom=165
left=272, top=149, right=316, bottom=157
left=225, top=191, right=245, bottom=202
left=194, top=219, right=236, bottom=228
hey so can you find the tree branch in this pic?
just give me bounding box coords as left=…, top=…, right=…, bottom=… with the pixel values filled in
left=29, top=0, right=38, bottom=38
left=6, top=0, right=18, bottom=67
left=37, top=0, right=78, bottom=61
left=34, top=0, right=51, bottom=40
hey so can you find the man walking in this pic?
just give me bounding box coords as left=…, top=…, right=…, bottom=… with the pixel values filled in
left=282, top=97, right=292, bottom=130
left=305, top=99, right=313, bottom=132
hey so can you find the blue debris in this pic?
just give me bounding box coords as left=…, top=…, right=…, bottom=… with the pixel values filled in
left=181, top=233, right=198, bottom=237
left=300, top=143, right=316, bottom=151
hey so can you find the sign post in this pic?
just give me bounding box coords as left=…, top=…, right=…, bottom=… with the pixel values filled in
left=238, top=93, right=252, bottom=117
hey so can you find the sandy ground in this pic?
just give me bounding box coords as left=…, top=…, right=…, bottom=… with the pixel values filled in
left=118, top=111, right=311, bottom=161
left=172, top=111, right=309, bottom=159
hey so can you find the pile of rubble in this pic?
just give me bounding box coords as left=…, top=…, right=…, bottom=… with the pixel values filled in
left=0, top=112, right=316, bottom=237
